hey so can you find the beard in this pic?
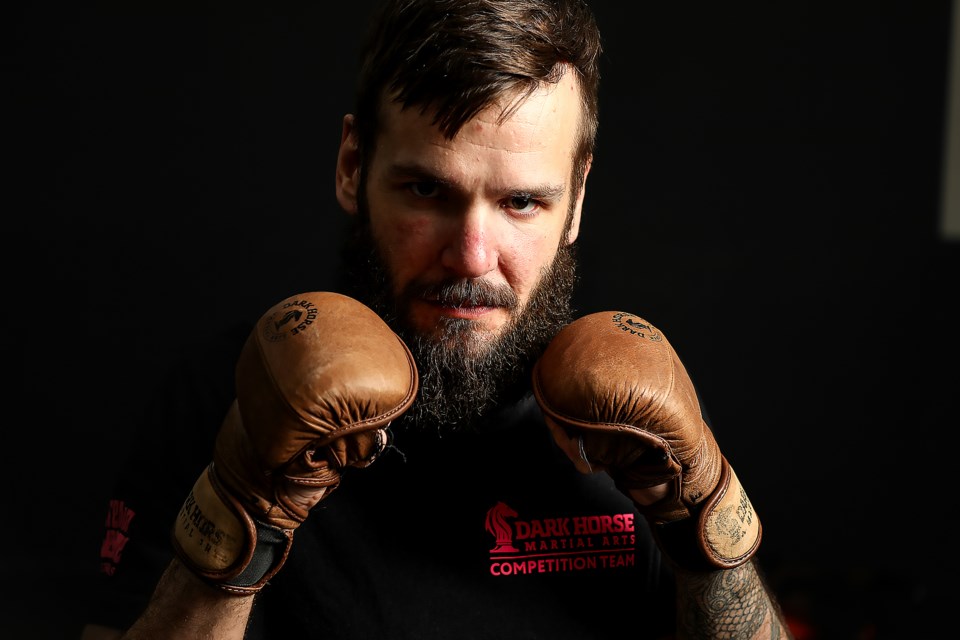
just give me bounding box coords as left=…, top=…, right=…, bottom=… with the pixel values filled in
left=336, top=213, right=579, bottom=435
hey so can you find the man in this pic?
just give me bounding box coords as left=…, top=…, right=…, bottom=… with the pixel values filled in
left=81, top=0, right=793, bottom=638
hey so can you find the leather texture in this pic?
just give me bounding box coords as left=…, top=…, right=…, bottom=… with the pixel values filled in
left=532, top=310, right=760, bottom=569
left=173, top=291, right=418, bottom=591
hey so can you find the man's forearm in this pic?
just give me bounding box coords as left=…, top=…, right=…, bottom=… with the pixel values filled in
left=120, top=559, right=254, bottom=640
left=673, top=559, right=794, bottom=640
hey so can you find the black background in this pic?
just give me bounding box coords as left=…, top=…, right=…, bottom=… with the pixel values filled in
left=7, top=0, right=959, bottom=637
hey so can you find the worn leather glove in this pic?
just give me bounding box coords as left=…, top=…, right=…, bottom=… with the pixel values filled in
left=532, top=310, right=760, bottom=570
left=172, top=291, right=418, bottom=593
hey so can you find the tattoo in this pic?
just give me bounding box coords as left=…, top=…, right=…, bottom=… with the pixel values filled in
left=675, top=561, right=790, bottom=639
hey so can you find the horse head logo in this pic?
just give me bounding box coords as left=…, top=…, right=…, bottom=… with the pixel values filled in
left=485, top=501, right=520, bottom=553
left=274, top=309, right=303, bottom=332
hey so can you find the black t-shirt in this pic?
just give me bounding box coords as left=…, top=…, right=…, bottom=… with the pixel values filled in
left=86, top=324, right=678, bottom=639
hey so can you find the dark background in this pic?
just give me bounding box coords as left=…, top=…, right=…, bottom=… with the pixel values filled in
left=7, top=0, right=959, bottom=637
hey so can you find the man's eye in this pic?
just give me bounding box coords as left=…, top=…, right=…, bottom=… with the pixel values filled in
left=409, top=182, right=440, bottom=198
left=507, top=195, right=538, bottom=214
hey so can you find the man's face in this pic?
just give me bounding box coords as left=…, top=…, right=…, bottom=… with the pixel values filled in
left=336, top=71, right=590, bottom=431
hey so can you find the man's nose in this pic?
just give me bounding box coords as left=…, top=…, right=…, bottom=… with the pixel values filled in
left=440, top=207, right=498, bottom=279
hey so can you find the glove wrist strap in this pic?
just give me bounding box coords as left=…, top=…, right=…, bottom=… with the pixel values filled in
left=653, top=457, right=761, bottom=571
left=172, top=465, right=292, bottom=595
left=219, top=519, right=291, bottom=594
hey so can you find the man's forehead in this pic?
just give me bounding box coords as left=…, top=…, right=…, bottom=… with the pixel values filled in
left=378, top=72, right=584, bottom=152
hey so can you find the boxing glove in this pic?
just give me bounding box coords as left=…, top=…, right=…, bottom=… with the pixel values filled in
left=172, top=292, right=418, bottom=594
left=532, top=311, right=760, bottom=570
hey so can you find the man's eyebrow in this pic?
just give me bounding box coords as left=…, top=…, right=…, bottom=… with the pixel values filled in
left=387, top=161, right=567, bottom=201
left=386, top=162, right=566, bottom=200
left=517, top=183, right=566, bottom=201
left=385, top=161, right=449, bottom=183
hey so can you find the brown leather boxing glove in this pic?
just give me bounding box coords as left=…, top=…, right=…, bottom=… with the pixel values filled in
left=532, top=311, right=760, bottom=571
left=172, top=292, right=418, bottom=594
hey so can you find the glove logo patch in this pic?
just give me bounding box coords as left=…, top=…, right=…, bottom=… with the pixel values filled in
left=611, top=312, right=662, bottom=342
left=261, top=299, right=320, bottom=342
left=485, top=502, right=638, bottom=577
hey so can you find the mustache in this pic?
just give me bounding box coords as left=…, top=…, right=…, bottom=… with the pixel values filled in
left=405, top=279, right=519, bottom=310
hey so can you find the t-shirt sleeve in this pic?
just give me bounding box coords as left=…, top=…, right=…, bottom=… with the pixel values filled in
left=81, top=322, right=250, bottom=630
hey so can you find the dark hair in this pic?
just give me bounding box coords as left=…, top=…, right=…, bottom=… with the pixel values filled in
left=354, top=0, right=602, bottom=191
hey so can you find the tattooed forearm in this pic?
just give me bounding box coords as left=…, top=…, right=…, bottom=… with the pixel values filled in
left=674, top=560, right=793, bottom=639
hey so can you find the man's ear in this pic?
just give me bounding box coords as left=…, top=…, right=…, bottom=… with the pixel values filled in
left=335, top=114, right=360, bottom=214
left=566, top=155, right=592, bottom=244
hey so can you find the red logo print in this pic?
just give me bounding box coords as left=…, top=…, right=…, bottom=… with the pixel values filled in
left=485, top=503, right=637, bottom=577
left=485, top=501, right=520, bottom=553
left=99, top=499, right=135, bottom=576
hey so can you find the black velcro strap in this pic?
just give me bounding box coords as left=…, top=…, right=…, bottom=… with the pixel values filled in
left=223, top=520, right=288, bottom=588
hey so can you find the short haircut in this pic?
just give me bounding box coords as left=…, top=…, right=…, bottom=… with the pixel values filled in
left=353, top=0, right=602, bottom=192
